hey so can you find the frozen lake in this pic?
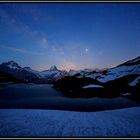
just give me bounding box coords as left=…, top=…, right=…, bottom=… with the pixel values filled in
left=0, top=83, right=139, bottom=112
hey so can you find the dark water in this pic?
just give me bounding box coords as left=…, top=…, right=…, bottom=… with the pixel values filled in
left=0, top=83, right=140, bottom=112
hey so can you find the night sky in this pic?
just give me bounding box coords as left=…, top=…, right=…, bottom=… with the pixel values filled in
left=0, top=3, right=140, bottom=71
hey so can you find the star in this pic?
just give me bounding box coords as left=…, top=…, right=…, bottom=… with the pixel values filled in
left=85, top=48, right=89, bottom=52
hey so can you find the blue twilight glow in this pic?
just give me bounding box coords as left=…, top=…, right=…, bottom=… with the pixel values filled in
left=0, top=3, right=140, bottom=70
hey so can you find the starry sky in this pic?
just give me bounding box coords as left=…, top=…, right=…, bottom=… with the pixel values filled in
left=0, top=3, right=140, bottom=71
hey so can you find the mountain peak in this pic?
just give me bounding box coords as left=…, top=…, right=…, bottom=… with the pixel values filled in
left=49, top=65, right=58, bottom=71
left=24, top=67, right=31, bottom=70
left=6, top=61, right=17, bottom=65
left=1, top=61, right=21, bottom=69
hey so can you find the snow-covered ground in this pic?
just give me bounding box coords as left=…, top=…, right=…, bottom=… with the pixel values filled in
left=82, top=84, right=104, bottom=88
left=0, top=107, right=140, bottom=137
left=129, top=75, right=140, bottom=86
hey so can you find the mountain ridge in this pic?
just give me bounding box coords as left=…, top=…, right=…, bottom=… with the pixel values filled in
left=0, top=56, right=140, bottom=84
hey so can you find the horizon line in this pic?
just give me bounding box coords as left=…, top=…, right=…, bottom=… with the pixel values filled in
left=0, top=55, right=139, bottom=71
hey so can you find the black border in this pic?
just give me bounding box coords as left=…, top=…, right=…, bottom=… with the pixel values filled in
left=0, top=1, right=140, bottom=139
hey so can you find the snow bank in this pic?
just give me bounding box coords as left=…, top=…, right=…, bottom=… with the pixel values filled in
left=129, top=76, right=140, bottom=86
left=0, top=107, right=140, bottom=137
left=122, top=93, right=132, bottom=96
left=82, top=84, right=104, bottom=88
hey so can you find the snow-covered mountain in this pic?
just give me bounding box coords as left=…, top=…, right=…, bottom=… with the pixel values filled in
left=0, top=61, right=68, bottom=83
left=40, top=65, right=68, bottom=81
left=24, top=67, right=39, bottom=74
left=68, top=68, right=101, bottom=76
left=77, top=56, right=140, bottom=83
left=118, top=56, right=140, bottom=67
left=0, top=56, right=140, bottom=84
left=0, top=61, right=45, bottom=83
left=69, top=69, right=81, bottom=76
left=54, top=56, right=140, bottom=98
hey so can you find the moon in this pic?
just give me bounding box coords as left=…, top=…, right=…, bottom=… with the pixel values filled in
left=85, top=48, right=89, bottom=52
